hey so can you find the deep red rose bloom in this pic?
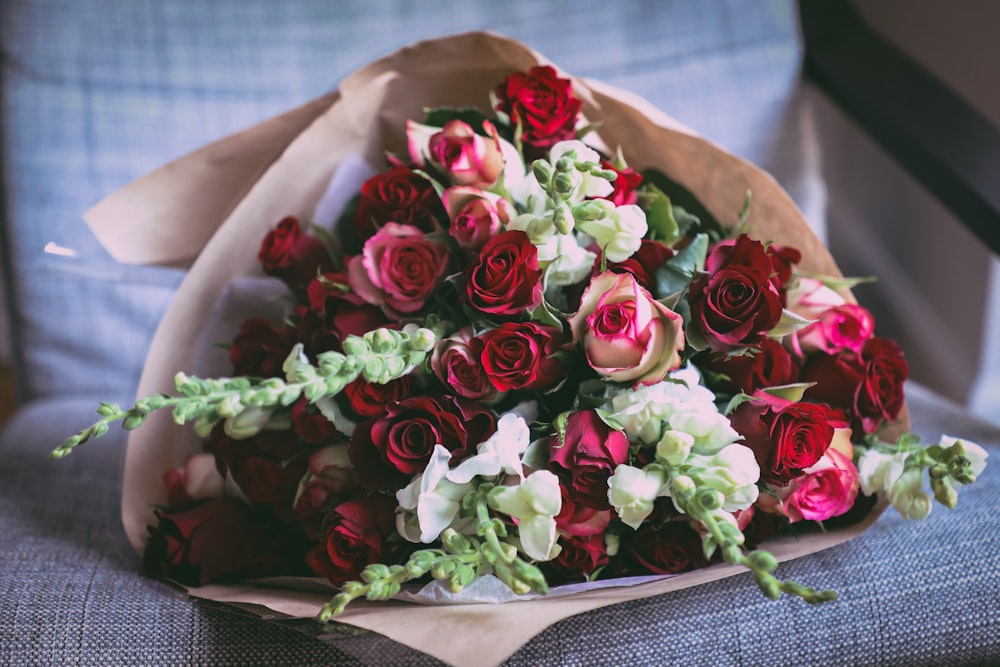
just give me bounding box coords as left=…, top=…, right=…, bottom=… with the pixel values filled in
left=548, top=410, right=630, bottom=510
left=618, top=520, right=707, bottom=575
left=306, top=272, right=394, bottom=351
left=229, top=317, right=297, bottom=378
left=349, top=395, right=497, bottom=490
left=700, top=339, right=800, bottom=395
left=258, top=216, right=334, bottom=293
left=731, top=399, right=839, bottom=484
left=598, top=238, right=674, bottom=292
left=493, top=65, right=582, bottom=156
left=767, top=244, right=802, bottom=298
left=465, top=230, right=543, bottom=317
left=543, top=534, right=609, bottom=584
left=342, top=375, right=413, bottom=420
left=688, top=235, right=784, bottom=352
left=554, top=484, right=612, bottom=537
left=598, top=160, right=644, bottom=206
left=479, top=322, right=565, bottom=392
left=231, top=454, right=307, bottom=506
left=353, top=165, right=442, bottom=243
left=305, top=493, right=396, bottom=586
left=143, top=498, right=260, bottom=586
left=291, top=397, right=337, bottom=444
left=856, top=337, right=908, bottom=433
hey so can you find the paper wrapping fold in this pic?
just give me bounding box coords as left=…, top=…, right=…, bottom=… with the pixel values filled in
left=90, top=32, right=907, bottom=667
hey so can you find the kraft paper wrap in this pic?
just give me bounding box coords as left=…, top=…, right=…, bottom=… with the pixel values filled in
left=88, top=32, right=907, bottom=667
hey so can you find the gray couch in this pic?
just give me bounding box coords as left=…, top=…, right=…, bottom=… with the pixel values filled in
left=2, top=2, right=998, bottom=665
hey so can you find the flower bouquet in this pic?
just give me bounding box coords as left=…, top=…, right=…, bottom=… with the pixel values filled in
left=54, top=33, right=986, bottom=666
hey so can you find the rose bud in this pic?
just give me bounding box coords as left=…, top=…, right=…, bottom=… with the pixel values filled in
left=786, top=277, right=875, bottom=355
left=353, top=165, right=442, bottom=243
left=431, top=327, right=501, bottom=402
left=346, top=222, right=451, bottom=320
left=442, top=186, right=512, bottom=252
left=341, top=375, right=412, bottom=420
left=548, top=410, right=630, bottom=510
left=292, top=443, right=358, bottom=517
left=493, top=65, right=582, bottom=156
left=257, top=216, right=334, bottom=293
left=569, top=271, right=684, bottom=386
left=408, top=119, right=505, bottom=187
left=291, top=397, right=337, bottom=444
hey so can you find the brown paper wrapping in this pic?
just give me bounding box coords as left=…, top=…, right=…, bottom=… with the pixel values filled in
left=90, top=32, right=906, bottom=667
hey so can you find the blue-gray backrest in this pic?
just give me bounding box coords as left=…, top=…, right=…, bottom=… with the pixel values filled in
left=0, top=0, right=814, bottom=405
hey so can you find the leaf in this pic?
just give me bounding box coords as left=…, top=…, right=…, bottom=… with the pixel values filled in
left=671, top=205, right=701, bottom=238
left=527, top=298, right=565, bottom=330
left=767, top=309, right=816, bottom=339
left=655, top=233, right=709, bottom=297
left=423, top=107, right=493, bottom=134
left=640, top=183, right=680, bottom=244
left=521, top=438, right=551, bottom=470
left=795, top=272, right=878, bottom=292
left=640, top=167, right=724, bottom=236
left=724, top=392, right=753, bottom=416
left=760, top=383, right=816, bottom=404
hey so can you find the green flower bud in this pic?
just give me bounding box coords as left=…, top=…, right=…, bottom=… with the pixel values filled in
left=370, top=328, right=399, bottom=354
left=431, top=560, right=457, bottom=580
left=449, top=565, right=476, bottom=592
left=931, top=476, right=958, bottom=509
left=555, top=155, right=575, bottom=172
left=318, top=353, right=346, bottom=376
left=122, top=413, right=146, bottom=430
left=361, top=564, right=391, bottom=583
left=747, top=550, right=778, bottom=573
left=757, top=575, right=782, bottom=600
left=342, top=336, right=370, bottom=357
left=96, top=402, right=121, bottom=417
left=669, top=474, right=697, bottom=501
left=552, top=203, right=573, bottom=235
left=531, top=159, right=554, bottom=185
left=697, top=489, right=724, bottom=512
left=553, top=172, right=577, bottom=196
left=409, top=327, right=437, bottom=352
left=341, top=581, right=365, bottom=597
left=216, top=394, right=244, bottom=418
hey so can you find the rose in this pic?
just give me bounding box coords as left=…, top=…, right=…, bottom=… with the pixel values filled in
left=787, top=277, right=874, bottom=354
left=348, top=395, right=497, bottom=490
left=730, top=398, right=840, bottom=484
left=305, top=273, right=393, bottom=352
left=293, top=444, right=358, bottom=517
left=616, top=519, right=707, bottom=576
left=598, top=238, right=674, bottom=292
left=257, top=216, right=334, bottom=292
left=143, top=498, right=260, bottom=586
left=465, top=230, right=543, bottom=317
left=430, top=328, right=500, bottom=402
left=554, top=484, right=612, bottom=537
left=699, top=338, right=800, bottom=395
left=229, top=454, right=307, bottom=507
left=479, top=322, right=565, bottom=393
left=162, top=453, right=226, bottom=507
left=347, top=222, right=451, bottom=319
left=341, top=376, right=413, bottom=419
left=229, top=317, right=296, bottom=378
left=548, top=410, right=630, bottom=510
left=543, top=534, right=609, bottom=584
left=408, top=119, right=505, bottom=187
left=688, top=234, right=785, bottom=352
left=598, top=159, right=643, bottom=206
left=305, top=493, right=396, bottom=586
left=775, top=429, right=860, bottom=523
left=569, top=271, right=684, bottom=386
left=442, top=186, right=512, bottom=252
left=493, top=65, right=582, bottom=156
left=291, top=397, right=337, bottom=444
left=353, top=165, right=442, bottom=243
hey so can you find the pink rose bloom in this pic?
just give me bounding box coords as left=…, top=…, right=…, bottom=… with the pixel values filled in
left=407, top=119, right=505, bottom=187
left=430, top=327, right=501, bottom=403
left=569, top=271, right=684, bottom=386
left=787, top=277, right=875, bottom=355
left=347, top=222, right=451, bottom=319
left=772, top=429, right=860, bottom=523
left=442, top=186, right=512, bottom=252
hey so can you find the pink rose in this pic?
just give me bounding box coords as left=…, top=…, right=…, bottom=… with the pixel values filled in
left=569, top=271, right=684, bottom=386
left=787, top=278, right=874, bottom=354
left=767, top=429, right=860, bottom=523
left=347, top=222, right=451, bottom=319
left=408, top=119, right=505, bottom=187
left=293, top=444, right=358, bottom=518
left=431, top=327, right=500, bottom=402
left=442, top=186, right=512, bottom=252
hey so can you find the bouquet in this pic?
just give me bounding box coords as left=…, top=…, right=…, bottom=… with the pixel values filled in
left=54, top=33, right=986, bottom=665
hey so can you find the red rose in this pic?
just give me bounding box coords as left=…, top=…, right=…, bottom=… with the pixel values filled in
left=731, top=399, right=839, bottom=484
left=143, top=498, right=260, bottom=586
left=688, top=235, right=784, bottom=352
left=598, top=160, right=643, bottom=206
left=354, top=165, right=442, bottom=243
left=229, top=317, right=297, bottom=378
left=699, top=339, right=800, bottom=395
left=493, top=65, right=582, bottom=156
left=341, top=375, right=412, bottom=419
left=291, top=397, right=337, bottom=444
left=465, top=230, right=543, bottom=317
left=479, top=322, right=565, bottom=393
left=347, top=222, right=451, bottom=319
left=231, top=454, right=307, bottom=506
left=617, top=520, right=707, bottom=575
left=554, top=484, right=612, bottom=537
left=349, top=395, right=497, bottom=490
left=305, top=493, right=396, bottom=586
left=543, top=534, right=609, bottom=584
left=258, top=216, right=334, bottom=292
left=548, top=410, right=630, bottom=510
left=855, top=337, right=908, bottom=433
left=306, top=273, right=394, bottom=350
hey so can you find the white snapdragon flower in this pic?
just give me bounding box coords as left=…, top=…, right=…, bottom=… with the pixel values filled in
left=683, top=444, right=760, bottom=513
left=856, top=448, right=934, bottom=520
left=939, top=435, right=989, bottom=483
left=448, top=413, right=531, bottom=484
left=396, top=445, right=472, bottom=543
left=577, top=201, right=647, bottom=263
left=856, top=449, right=907, bottom=498
left=607, top=464, right=670, bottom=530
left=541, top=234, right=597, bottom=287
left=548, top=140, right=614, bottom=202
left=887, top=467, right=932, bottom=520
left=490, top=470, right=562, bottom=561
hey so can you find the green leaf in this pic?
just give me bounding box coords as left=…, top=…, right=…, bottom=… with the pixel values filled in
left=724, top=392, right=753, bottom=416
left=423, top=107, right=493, bottom=133
left=794, top=272, right=877, bottom=292
left=527, top=299, right=565, bottom=330
left=521, top=438, right=551, bottom=470
left=671, top=205, right=701, bottom=238
left=655, top=233, right=709, bottom=297
left=767, top=309, right=815, bottom=339
left=640, top=168, right=724, bottom=237
left=760, top=383, right=816, bottom=403
left=641, top=184, right=680, bottom=244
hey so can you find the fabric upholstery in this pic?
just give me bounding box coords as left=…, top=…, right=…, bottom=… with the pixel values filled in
left=3, top=1, right=998, bottom=666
